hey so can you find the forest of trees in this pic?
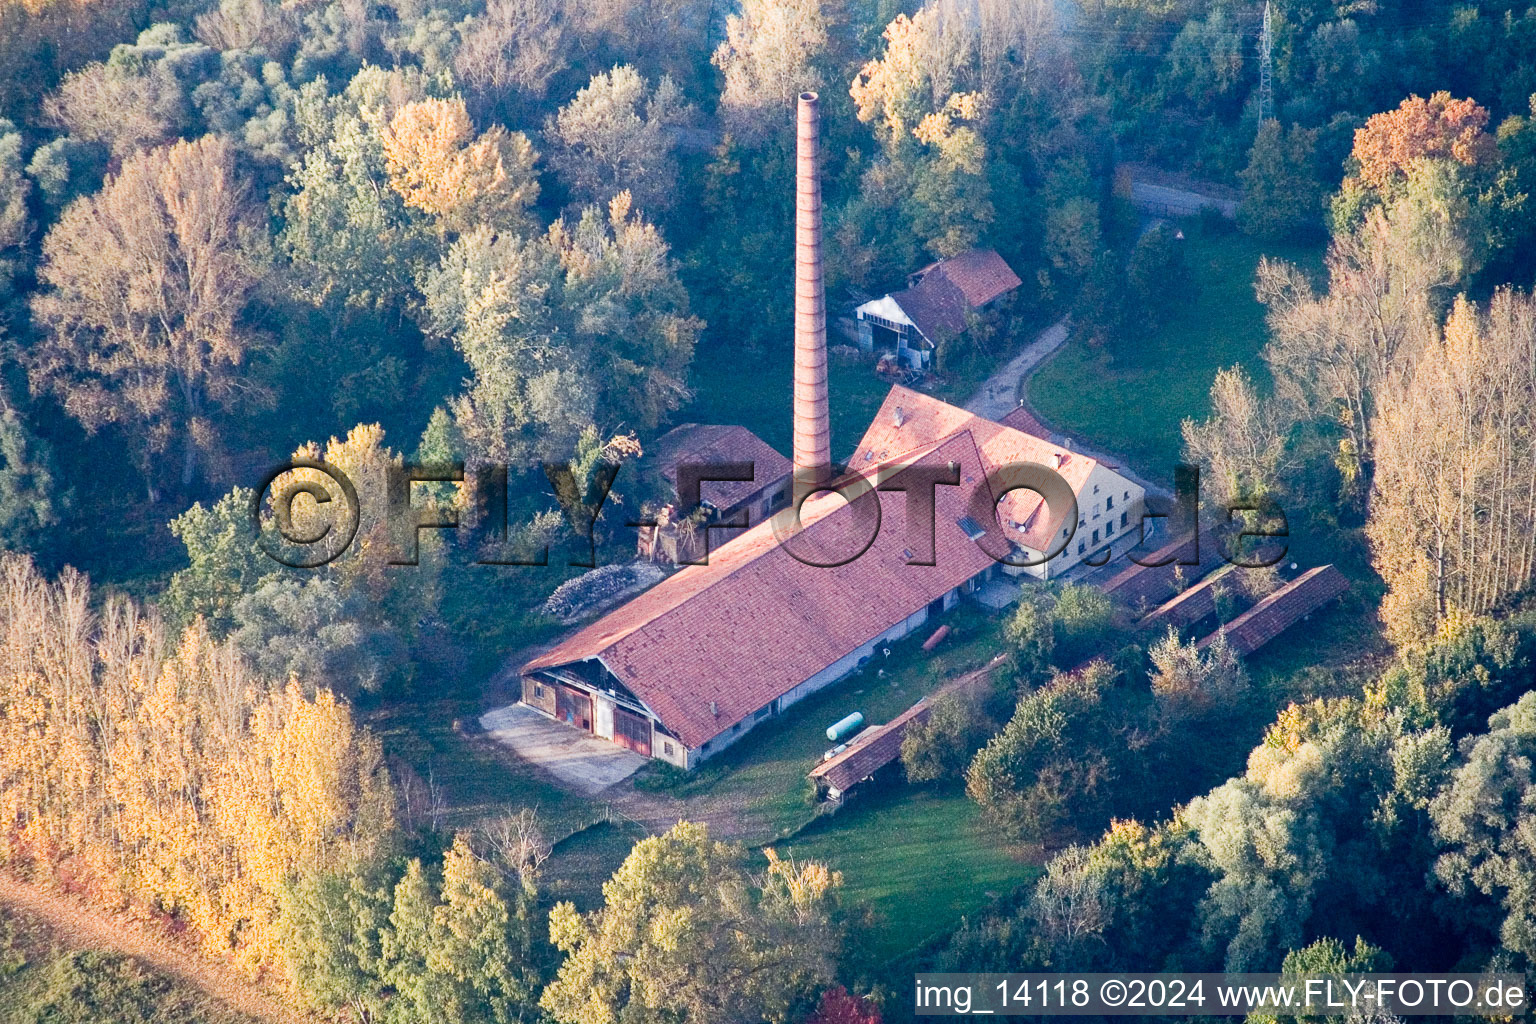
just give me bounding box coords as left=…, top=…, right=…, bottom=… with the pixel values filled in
left=2, top=0, right=1536, bottom=1019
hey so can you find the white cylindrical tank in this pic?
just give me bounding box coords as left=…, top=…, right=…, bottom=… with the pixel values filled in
left=826, top=712, right=864, bottom=742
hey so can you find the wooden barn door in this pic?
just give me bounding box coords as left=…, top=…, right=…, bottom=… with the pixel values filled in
left=612, top=708, right=651, bottom=756
left=555, top=685, right=592, bottom=731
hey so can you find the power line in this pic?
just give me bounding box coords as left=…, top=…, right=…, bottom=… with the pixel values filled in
left=1257, top=0, right=1274, bottom=128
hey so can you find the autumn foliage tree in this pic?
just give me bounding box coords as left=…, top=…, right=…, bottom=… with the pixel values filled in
left=1368, top=290, right=1536, bottom=646
left=1350, top=92, right=1496, bottom=193
left=806, top=986, right=883, bottom=1024
left=380, top=95, right=540, bottom=233
left=1332, top=92, right=1500, bottom=237
left=0, top=555, right=393, bottom=971
left=29, top=135, right=265, bottom=496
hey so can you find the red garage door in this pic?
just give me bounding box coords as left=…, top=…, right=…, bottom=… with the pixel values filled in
left=555, top=685, right=592, bottom=731
left=612, top=708, right=651, bottom=756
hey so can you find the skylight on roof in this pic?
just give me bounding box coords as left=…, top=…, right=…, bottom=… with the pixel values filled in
left=957, top=516, right=987, bottom=541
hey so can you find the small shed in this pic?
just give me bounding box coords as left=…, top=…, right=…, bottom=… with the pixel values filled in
left=854, top=249, right=1021, bottom=369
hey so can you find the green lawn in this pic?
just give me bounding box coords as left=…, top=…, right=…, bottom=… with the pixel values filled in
left=782, top=788, right=1038, bottom=961
left=634, top=607, right=1009, bottom=841
left=1028, top=229, right=1323, bottom=479
left=541, top=820, right=650, bottom=912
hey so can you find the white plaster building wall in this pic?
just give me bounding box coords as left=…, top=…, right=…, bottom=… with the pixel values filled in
left=1004, top=463, right=1146, bottom=580
left=592, top=694, right=615, bottom=741
left=650, top=726, right=689, bottom=767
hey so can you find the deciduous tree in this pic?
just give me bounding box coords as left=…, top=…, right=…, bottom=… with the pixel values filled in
left=1239, top=121, right=1324, bottom=241
left=1182, top=365, right=1293, bottom=511
left=1349, top=92, right=1495, bottom=194
left=711, top=0, right=827, bottom=146
left=454, top=0, right=570, bottom=114
left=1368, top=291, right=1536, bottom=645
left=380, top=95, right=539, bottom=233
left=1431, top=691, right=1536, bottom=959
left=29, top=135, right=265, bottom=495
left=901, top=688, right=993, bottom=783
left=542, top=822, right=841, bottom=1024
left=966, top=662, right=1120, bottom=843
left=544, top=66, right=693, bottom=215
left=42, top=60, right=186, bottom=158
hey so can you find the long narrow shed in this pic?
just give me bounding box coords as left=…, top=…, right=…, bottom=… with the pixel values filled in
left=1198, top=565, right=1349, bottom=656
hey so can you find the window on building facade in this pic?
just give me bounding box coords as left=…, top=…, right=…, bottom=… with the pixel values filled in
left=1093, top=529, right=1100, bottom=544
left=664, top=741, right=674, bottom=756
left=1106, top=494, right=1114, bottom=510
left=1106, top=520, right=1114, bottom=535
left=1121, top=511, right=1128, bottom=527
left=1078, top=540, right=1085, bottom=554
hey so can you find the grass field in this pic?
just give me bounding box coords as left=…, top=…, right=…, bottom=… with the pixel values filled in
left=783, top=788, right=1037, bottom=961
left=541, top=819, right=652, bottom=912
left=1028, top=228, right=1323, bottom=478
left=682, top=309, right=1053, bottom=465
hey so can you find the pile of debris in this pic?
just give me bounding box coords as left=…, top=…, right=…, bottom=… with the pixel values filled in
left=541, top=563, right=667, bottom=624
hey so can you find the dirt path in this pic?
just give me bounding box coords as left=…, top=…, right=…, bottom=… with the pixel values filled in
left=0, top=873, right=310, bottom=1024
left=965, top=317, right=1070, bottom=421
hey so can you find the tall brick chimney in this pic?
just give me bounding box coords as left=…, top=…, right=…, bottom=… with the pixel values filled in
left=792, top=91, right=830, bottom=493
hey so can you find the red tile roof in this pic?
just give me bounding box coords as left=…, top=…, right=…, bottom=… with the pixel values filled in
left=1139, top=568, right=1228, bottom=630
left=524, top=429, right=1004, bottom=748
left=650, top=424, right=790, bottom=512
left=1198, top=565, right=1348, bottom=656
left=523, top=386, right=1128, bottom=750
left=808, top=653, right=1005, bottom=793
left=892, top=249, right=1021, bottom=342
left=1101, top=533, right=1222, bottom=609
left=852, top=386, right=1102, bottom=552
left=808, top=697, right=934, bottom=793
left=998, top=405, right=1053, bottom=438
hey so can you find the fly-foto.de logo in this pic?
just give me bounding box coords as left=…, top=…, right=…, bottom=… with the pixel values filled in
left=252, top=458, right=1288, bottom=571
